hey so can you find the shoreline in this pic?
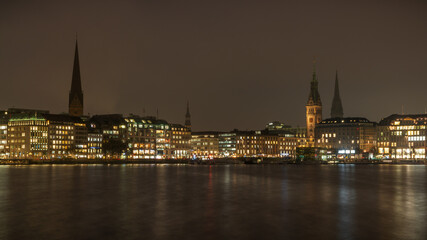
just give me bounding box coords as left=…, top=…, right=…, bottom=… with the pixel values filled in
left=0, top=158, right=425, bottom=165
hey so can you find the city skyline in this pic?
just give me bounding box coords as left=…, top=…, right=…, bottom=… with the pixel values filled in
left=1, top=0, right=427, bottom=131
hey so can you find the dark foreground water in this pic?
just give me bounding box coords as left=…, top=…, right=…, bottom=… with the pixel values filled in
left=0, top=165, right=426, bottom=240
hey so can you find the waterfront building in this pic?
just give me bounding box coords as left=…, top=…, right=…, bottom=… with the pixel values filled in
left=152, top=118, right=172, bottom=158
left=219, top=130, right=259, bottom=158
left=236, top=131, right=264, bottom=157
left=69, top=39, right=84, bottom=117
left=124, top=116, right=155, bottom=159
left=219, top=131, right=239, bottom=157
left=216, top=124, right=303, bottom=159
left=315, top=117, right=376, bottom=160
left=235, top=130, right=298, bottom=159
left=0, top=112, right=8, bottom=158
left=294, top=128, right=308, bottom=148
left=278, top=134, right=299, bottom=159
left=330, top=71, right=344, bottom=118
left=306, top=66, right=322, bottom=147
left=3, top=109, right=50, bottom=159
left=264, top=122, right=306, bottom=151
left=377, top=114, right=427, bottom=161
left=7, top=112, right=87, bottom=159
left=235, top=131, right=277, bottom=158
left=87, top=130, right=103, bottom=159
left=7, top=113, right=48, bottom=159
left=170, top=124, right=191, bottom=159
left=73, top=120, right=88, bottom=159
left=88, top=114, right=175, bottom=159
left=191, top=132, right=220, bottom=159
left=224, top=131, right=256, bottom=157
left=252, top=133, right=279, bottom=157
left=44, top=114, right=87, bottom=159
left=88, top=114, right=128, bottom=159
left=45, top=114, right=75, bottom=159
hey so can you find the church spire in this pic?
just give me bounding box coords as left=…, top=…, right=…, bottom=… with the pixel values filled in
left=71, top=39, right=82, bottom=93
left=185, top=101, right=191, bottom=130
left=331, top=71, right=344, bottom=118
left=69, top=38, right=84, bottom=116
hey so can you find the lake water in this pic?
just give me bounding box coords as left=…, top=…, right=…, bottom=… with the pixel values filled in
left=0, top=164, right=426, bottom=240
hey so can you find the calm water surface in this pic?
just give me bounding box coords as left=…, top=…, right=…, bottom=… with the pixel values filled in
left=0, top=164, right=426, bottom=240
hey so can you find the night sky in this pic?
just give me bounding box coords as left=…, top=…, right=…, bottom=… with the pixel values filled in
left=1, top=0, right=426, bottom=131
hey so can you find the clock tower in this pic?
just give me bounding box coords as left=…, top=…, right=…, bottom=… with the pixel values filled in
left=306, top=65, right=322, bottom=147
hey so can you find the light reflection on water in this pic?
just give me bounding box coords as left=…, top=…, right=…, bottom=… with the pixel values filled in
left=0, top=165, right=426, bottom=240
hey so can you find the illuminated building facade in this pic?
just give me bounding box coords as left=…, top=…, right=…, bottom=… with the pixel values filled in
left=191, top=132, right=220, bottom=159
left=123, top=116, right=172, bottom=159
left=217, top=124, right=302, bottom=159
left=0, top=112, right=9, bottom=158
left=235, top=131, right=298, bottom=158
left=236, top=133, right=279, bottom=157
left=377, top=114, right=427, bottom=161
left=7, top=113, right=88, bottom=159
left=219, top=131, right=239, bottom=157
left=264, top=122, right=306, bottom=157
left=44, top=114, right=87, bottom=159
left=88, top=114, right=128, bottom=159
left=89, top=115, right=175, bottom=159
left=315, top=117, right=376, bottom=160
left=88, top=131, right=103, bottom=159
left=74, top=121, right=88, bottom=158
left=124, top=116, right=157, bottom=159
left=154, top=119, right=172, bottom=158
left=306, top=67, right=322, bottom=147
left=7, top=113, right=49, bottom=159
left=170, top=124, right=191, bottom=159
left=235, top=131, right=261, bottom=157
left=278, top=135, right=299, bottom=159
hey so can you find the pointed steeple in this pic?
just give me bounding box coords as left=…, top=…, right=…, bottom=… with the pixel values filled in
left=71, top=39, right=82, bottom=93
left=331, top=71, right=344, bottom=118
left=185, top=101, right=191, bottom=130
left=69, top=37, right=84, bottom=116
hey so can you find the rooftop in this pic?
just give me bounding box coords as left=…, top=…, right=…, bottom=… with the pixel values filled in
left=318, top=117, right=374, bottom=125
left=378, top=114, right=427, bottom=125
